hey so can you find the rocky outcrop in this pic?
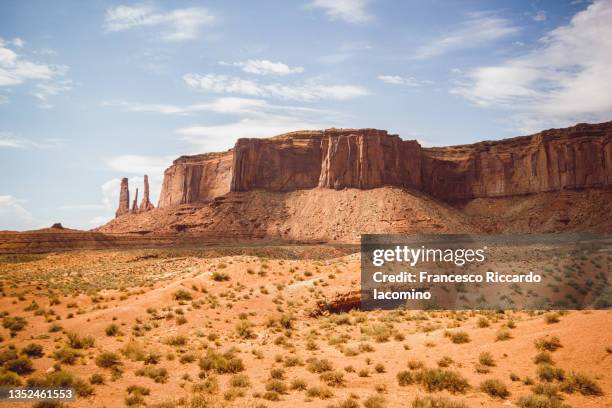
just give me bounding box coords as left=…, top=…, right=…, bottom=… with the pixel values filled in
left=131, top=188, right=139, bottom=213
left=158, top=152, right=232, bottom=208
left=421, top=122, right=612, bottom=200
left=115, top=178, right=130, bottom=217
left=144, top=122, right=612, bottom=211
left=139, top=175, right=155, bottom=212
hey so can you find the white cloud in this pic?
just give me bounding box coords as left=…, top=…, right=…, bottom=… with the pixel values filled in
left=451, top=0, right=612, bottom=132
left=106, top=155, right=173, bottom=175
left=31, top=79, right=73, bottom=109
left=0, top=132, right=63, bottom=149
left=177, top=117, right=331, bottom=152
left=377, top=75, right=432, bottom=87
left=104, top=4, right=214, bottom=42
left=183, top=73, right=368, bottom=101
left=11, top=38, right=24, bottom=48
left=221, top=59, right=304, bottom=76
left=413, top=12, right=520, bottom=59
left=0, top=195, right=33, bottom=230
left=0, top=39, right=67, bottom=87
left=113, top=97, right=333, bottom=118
left=306, top=0, right=372, bottom=23
left=89, top=215, right=113, bottom=225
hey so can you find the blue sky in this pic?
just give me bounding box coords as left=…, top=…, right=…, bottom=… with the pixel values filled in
left=1, top=0, right=611, bottom=230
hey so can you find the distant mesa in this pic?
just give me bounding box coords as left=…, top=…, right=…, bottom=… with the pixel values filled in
left=51, top=223, right=64, bottom=229
left=115, top=121, right=612, bottom=219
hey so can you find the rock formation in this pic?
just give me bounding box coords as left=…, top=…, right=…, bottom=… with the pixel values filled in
left=115, top=178, right=130, bottom=217
left=115, top=176, right=156, bottom=218
left=131, top=188, right=139, bottom=213
left=155, top=122, right=610, bottom=207
left=158, top=152, right=232, bottom=207
left=139, top=175, right=155, bottom=211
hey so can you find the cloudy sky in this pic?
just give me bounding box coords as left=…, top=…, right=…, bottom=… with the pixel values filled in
left=1, top=0, right=611, bottom=230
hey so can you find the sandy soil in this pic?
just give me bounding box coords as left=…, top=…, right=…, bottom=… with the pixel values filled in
left=0, top=246, right=609, bottom=408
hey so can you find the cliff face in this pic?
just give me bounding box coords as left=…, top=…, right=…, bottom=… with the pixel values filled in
left=422, top=122, right=612, bottom=200
left=153, top=122, right=611, bottom=210
left=158, top=151, right=233, bottom=207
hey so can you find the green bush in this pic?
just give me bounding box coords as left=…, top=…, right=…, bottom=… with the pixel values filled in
left=560, top=372, right=603, bottom=396
left=21, top=343, right=44, bottom=358
left=480, top=379, right=509, bottom=398
left=198, top=349, right=244, bottom=374
left=397, top=370, right=414, bottom=386
left=173, top=289, right=193, bottom=301
left=411, top=395, right=468, bottom=408
left=415, top=368, right=470, bottom=394
left=6, top=357, right=34, bottom=375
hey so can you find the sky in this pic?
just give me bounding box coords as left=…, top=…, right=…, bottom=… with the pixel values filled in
left=1, top=0, right=611, bottom=231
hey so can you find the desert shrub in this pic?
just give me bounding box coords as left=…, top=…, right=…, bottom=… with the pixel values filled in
left=269, top=368, right=284, bottom=380
left=0, top=371, right=23, bottom=386
left=52, top=348, right=81, bottom=365
left=48, top=323, right=62, bottom=333
left=363, top=395, right=386, bottom=408
left=360, top=323, right=393, bottom=342
left=478, top=352, right=495, bottom=367
left=537, top=365, right=565, bottom=382
left=544, top=313, right=560, bottom=324
left=328, top=397, right=360, bottom=408
left=229, top=373, right=250, bottom=388
left=198, top=349, right=244, bottom=374
left=320, top=371, right=345, bottom=387
left=212, top=272, right=230, bottom=281
left=408, top=359, right=425, bottom=370
left=235, top=321, right=255, bottom=339
left=0, top=348, right=18, bottom=365
left=411, top=395, right=468, bottom=408
left=66, top=332, right=95, bottom=349
left=95, top=352, right=122, bottom=370
left=495, top=329, right=512, bottom=341
left=193, top=375, right=219, bottom=394
left=533, top=352, right=553, bottom=365
left=477, top=317, right=490, bottom=328
left=127, top=385, right=150, bottom=396
left=265, top=379, right=287, bottom=394
left=437, top=356, right=453, bottom=368
left=290, top=378, right=307, bottom=390
left=517, top=394, right=566, bottom=408
left=446, top=331, right=470, bottom=344
left=560, top=372, right=603, bottom=396
left=307, top=358, right=333, bottom=373
left=535, top=336, right=562, bottom=352
left=375, top=362, right=386, bottom=373
left=3, top=316, right=27, bottom=336
left=173, top=289, right=193, bottom=301
left=480, top=379, right=509, bottom=398
left=532, top=382, right=560, bottom=398
left=135, top=366, right=168, bottom=383
left=164, top=335, right=187, bottom=346
left=179, top=353, right=196, bottom=364
left=105, top=324, right=121, bottom=337
left=397, top=370, right=414, bottom=386
left=306, top=385, right=333, bottom=399
left=21, top=343, right=44, bottom=358
left=262, top=391, right=280, bottom=401
left=6, top=356, right=34, bottom=375
left=89, top=373, right=105, bottom=385
left=121, top=341, right=146, bottom=361
left=415, top=368, right=470, bottom=394
left=43, top=370, right=93, bottom=397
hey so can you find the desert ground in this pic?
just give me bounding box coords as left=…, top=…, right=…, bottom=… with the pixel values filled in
left=0, top=244, right=610, bottom=408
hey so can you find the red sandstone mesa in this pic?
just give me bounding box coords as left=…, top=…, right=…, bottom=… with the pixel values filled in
left=122, top=121, right=609, bottom=215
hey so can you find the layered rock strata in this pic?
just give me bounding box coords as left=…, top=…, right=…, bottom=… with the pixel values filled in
left=116, top=122, right=612, bottom=215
